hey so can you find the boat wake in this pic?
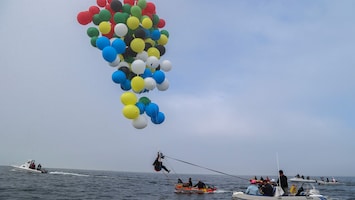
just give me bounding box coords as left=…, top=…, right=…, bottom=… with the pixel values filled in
left=214, top=189, right=232, bottom=193
left=49, top=171, right=89, bottom=177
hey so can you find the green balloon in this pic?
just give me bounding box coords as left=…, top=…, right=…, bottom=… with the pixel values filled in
left=122, top=4, right=131, bottom=14
left=99, top=9, right=111, bottom=21
left=160, top=30, right=169, bottom=38
left=87, top=27, right=99, bottom=37
left=92, top=14, right=102, bottom=25
left=137, top=0, right=147, bottom=9
left=130, top=6, right=142, bottom=19
left=114, top=12, right=129, bottom=24
left=124, top=56, right=135, bottom=64
left=139, top=97, right=151, bottom=105
left=90, top=36, right=98, bottom=47
left=152, top=14, right=160, bottom=25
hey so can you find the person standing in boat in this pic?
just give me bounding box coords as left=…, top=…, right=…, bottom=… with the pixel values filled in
left=152, top=152, right=170, bottom=173
left=277, top=170, right=289, bottom=195
left=37, top=164, right=42, bottom=170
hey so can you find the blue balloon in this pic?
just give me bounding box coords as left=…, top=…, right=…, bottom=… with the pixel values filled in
left=112, top=70, right=126, bottom=84
left=120, top=79, right=131, bottom=91
left=144, top=28, right=151, bottom=38
left=145, top=102, right=159, bottom=118
left=151, top=29, right=161, bottom=41
left=102, top=46, right=117, bottom=62
left=112, top=38, right=126, bottom=54
left=153, top=70, right=165, bottom=84
left=151, top=112, right=165, bottom=124
left=142, top=68, right=152, bottom=78
left=135, top=102, right=145, bottom=114
left=96, top=36, right=110, bottom=50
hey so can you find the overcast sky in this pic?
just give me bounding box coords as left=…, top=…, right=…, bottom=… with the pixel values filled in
left=1, top=0, right=355, bottom=178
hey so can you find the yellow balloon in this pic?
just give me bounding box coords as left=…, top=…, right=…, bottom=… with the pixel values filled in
left=126, top=16, right=140, bottom=30
left=130, top=38, right=145, bottom=53
left=131, top=76, right=145, bottom=93
left=141, top=17, right=153, bottom=29
left=121, top=92, right=137, bottom=105
left=122, top=105, right=139, bottom=119
left=157, top=34, right=168, bottom=45
left=147, top=47, right=160, bottom=59
left=99, top=21, right=111, bottom=34
left=144, top=38, right=155, bottom=46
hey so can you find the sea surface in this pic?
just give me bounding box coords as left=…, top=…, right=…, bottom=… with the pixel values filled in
left=0, top=166, right=354, bottom=200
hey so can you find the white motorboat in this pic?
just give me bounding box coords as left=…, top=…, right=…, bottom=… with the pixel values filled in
left=11, top=160, right=48, bottom=173
left=289, top=177, right=317, bottom=183
left=232, top=184, right=328, bottom=200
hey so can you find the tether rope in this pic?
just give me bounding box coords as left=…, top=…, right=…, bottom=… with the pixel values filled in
left=165, top=155, right=249, bottom=181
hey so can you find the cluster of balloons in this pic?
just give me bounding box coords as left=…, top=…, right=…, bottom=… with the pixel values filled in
left=77, top=0, right=172, bottom=129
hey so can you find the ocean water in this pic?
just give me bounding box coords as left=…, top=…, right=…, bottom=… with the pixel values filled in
left=0, top=166, right=354, bottom=200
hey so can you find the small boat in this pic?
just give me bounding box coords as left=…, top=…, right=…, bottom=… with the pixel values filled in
left=232, top=183, right=328, bottom=200
left=11, top=160, right=48, bottom=174
left=289, top=177, right=317, bottom=183
left=174, top=183, right=217, bottom=194
left=317, top=180, right=341, bottom=185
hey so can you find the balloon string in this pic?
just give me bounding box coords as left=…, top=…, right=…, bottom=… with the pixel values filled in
left=165, top=155, right=249, bottom=181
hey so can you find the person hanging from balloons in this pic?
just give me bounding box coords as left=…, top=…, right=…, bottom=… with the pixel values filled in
left=152, top=152, right=170, bottom=173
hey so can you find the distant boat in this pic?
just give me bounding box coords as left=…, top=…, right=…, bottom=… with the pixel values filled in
left=289, top=177, right=317, bottom=183
left=11, top=160, right=48, bottom=174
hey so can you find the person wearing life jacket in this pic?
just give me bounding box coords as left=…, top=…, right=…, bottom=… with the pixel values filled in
left=152, top=152, right=170, bottom=173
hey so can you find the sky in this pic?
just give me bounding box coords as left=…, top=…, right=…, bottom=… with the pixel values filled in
left=1, top=0, right=355, bottom=178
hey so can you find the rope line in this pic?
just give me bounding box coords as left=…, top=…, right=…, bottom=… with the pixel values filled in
left=165, top=155, right=249, bottom=181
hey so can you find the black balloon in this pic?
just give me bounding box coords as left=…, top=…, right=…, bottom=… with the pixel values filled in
left=156, top=45, right=165, bottom=56
left=110, top=0, right=122, bottom=12
left=134, top=28, right=146, bottom=39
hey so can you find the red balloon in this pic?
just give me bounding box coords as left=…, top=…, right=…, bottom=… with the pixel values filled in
left=157, top=19, right=165, bottom=28
left=77, top=11, right=92, bottom=25
left=124, top=0, right=135, bottom=6
left=97, top=0, right=107, bottom=7
left=89, top=6, right=100, bottom=15
left=144, top=2, right=156, bottom=14
left=107, top=0, right=113, bottom=3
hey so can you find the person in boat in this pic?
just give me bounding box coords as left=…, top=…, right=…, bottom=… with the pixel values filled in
left=36, top=164, right=42, bottom=170
left=289, top=184, right=297, bottom=195
left=194, top=180, right=206, bottom=189
left=177, top=178, right=183, bottom=183
left=277, top=170, right=289, bottom=195
left=261, top=180, right=274, bottom=196
left=152, top=152, right=170, bottom=173
left=188, top=177, right=193, bottom=187
left=245, top=179, right=262, bottom=195
left=29, top=161, right=36, bottom=169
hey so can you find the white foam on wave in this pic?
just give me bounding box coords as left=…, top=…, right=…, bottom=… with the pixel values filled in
left=214, top=189, right=232, bottom=193
left=49, top=171, right=89, bottom=177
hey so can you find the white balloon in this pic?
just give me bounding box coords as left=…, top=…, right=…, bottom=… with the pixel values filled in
left=157, top=78, right=169, bottom=91
left=146, top=56, right=159, bottom=69
left=131, top=59, right=146, bottom=75
left=109, top=57, right=120, bottom=67
left=114, top=23, right=128, bottom=37
left=135, top=51, right=148, bottom=61
left=132, top=115, right=148, bottom=129
left=160, top=60, right=172, bottom=72
left=118, top=61, right=129, bottom=69
left=144, top=77, right=156, bottom=90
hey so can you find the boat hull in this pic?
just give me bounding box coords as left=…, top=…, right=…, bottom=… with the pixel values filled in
left=11, top=165, right=47, bottom=173
left=174, top=184, right=216, bottom=194
left=290, top=178, right=316, bottom=183
left=232, top=192, right=327, bottom=200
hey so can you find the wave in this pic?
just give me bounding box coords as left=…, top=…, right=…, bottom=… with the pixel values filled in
left=49, top=171, right=89, bottom=177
